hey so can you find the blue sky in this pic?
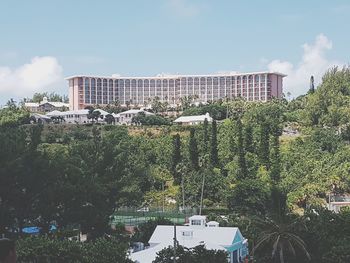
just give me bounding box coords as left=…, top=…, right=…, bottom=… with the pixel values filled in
left=0, top=0, right=349, bottom=104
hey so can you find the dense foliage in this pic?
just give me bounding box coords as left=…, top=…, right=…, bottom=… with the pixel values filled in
left=16, top=237, right=132, bottom=263
left=153, top=245, right=228, bottom=263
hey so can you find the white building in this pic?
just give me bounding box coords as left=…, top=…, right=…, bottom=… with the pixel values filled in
left=328, top=194, right=350, bottom=213
left=113, top=109, right=154, bottom=125
left=25, top=97, right=69, bottom=113
left=130, top=215, right=248, bottom=263
left=46, top=108, right=110, bottom=124
left=174, top=112, right=213, bottom=125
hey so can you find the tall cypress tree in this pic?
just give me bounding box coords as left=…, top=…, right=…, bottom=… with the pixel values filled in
left=203, top=118, right=209, bottom=154
left=244, top=124, right=254, bottom=153
left=189, top=128, right=199, bottom=170
left=210, top=120, right=219, bottom=167
left=259, top=121, right=270, bottom=168
left=236, top=118, right=248, bottom=179
left=270, top=129, right=281, bottom=183
left=172, top=133, right=182, bottom=183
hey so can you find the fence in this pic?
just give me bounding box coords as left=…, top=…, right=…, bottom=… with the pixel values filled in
left=110, top=207, right=197, bottom=226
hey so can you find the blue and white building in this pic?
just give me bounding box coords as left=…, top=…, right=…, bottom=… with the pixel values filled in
left=130, top=215, right=248, bottom=263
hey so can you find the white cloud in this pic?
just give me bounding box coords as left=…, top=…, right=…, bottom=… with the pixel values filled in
left=165, top=0, right=201, bottom=17
left=267, top=34, right=343, bottom=97
left=0, top=56, right=63, bottom=100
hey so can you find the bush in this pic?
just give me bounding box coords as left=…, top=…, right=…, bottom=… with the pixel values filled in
left=16, top=237, right=132, bottom=263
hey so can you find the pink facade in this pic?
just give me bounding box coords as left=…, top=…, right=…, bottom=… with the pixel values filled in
left=66, top=72, right=286, bottom=110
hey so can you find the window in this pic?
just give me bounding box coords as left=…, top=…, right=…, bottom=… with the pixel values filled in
left=191, top=220, right=202, bottom=225
left=182, top=231, right=193, bottom=237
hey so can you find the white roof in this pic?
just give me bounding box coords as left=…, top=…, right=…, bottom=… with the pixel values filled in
left=46, top=110, right=65, bottom=116
left=119, top=109, right=154, bottom=115
left=24, top=102, right=39, bottom=107
left=31, top=113, right=51, bottom=120
left=189, top=215, right=206, bottom=220
left=62, top=109, right=89, bottom=115
left=174, top=113, right=213, bottom=123
left=131, top=225, right=240, bottom=263
left=43, top=101, right=69, bottom=107
left=94, top=108, right=110, bottom=116
left=149, top=225, right=238, bottom=246
left=65, top=71, right=287, bottom=80
left=24, top=101, right=69, bottom=108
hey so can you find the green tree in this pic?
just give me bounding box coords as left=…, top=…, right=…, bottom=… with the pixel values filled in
left=210, top=120, right=219, bottom=167
left=132, top=217, right=173, bottom=245
left=203, top=118, right=209, bottom=154
left=153, top=245, right=228, bottom=263
left=189, top=128, right=199, bottom=170
left=171, top=134, right=182, bottom=182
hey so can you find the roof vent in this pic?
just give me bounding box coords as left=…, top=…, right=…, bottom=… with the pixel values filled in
left=206, top=221, right=219, bottom=228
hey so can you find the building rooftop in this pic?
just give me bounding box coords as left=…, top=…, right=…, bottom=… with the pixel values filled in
left=65, top=71, right=287, bottom=80
left=131, top=225, right=243, bottom=263
left=174, top=113, right=213, bottom=123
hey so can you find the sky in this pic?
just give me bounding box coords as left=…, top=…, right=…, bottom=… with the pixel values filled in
left=0, top=0, right=349, bottom=104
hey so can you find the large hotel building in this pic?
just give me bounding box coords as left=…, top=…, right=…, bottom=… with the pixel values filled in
left=66, top=71, right=286, bottom=110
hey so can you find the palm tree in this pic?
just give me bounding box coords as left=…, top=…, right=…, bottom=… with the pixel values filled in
left=252, top=216, right=311, bottom=263
left=252, top=188, right=311, bottom=263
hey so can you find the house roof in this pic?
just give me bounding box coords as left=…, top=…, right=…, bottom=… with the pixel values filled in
left=118, top=109, right=154, bottom=115
left=24, top=101, right=69, bottom=108
left=131, top=225, right=242, bottom=263
left=94, top=108, right=110, bottom=116
left=46, top=110, right=65, bottom=116
left=149, top=225, right=239, bottom=246
left=174, top=113, right=213, bottom=123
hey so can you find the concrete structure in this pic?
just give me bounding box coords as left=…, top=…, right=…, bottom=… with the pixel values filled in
left=174, top=112, right=213, bottom=125
left=113, top=109, right=154, bottom=125
left=25, top=97, right=69, bottom=113
left=66, top=71, right=286, bottom=110
left=328, top=194, right=350, bottom=213
left=130, top=215, right=248, bottom=263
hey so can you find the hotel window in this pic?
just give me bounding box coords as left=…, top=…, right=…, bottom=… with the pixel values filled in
left=125, top=80, right=131, bottom=101
left=137, top=80, right=143, bottom=104
left=144, top=79, right=150, bottom=99
left=131, top=79, right=137, bottom=102
left=188, top=78, right=193, bottom=96
left=219, top=77, right=225, bottom=98
left=150, top=79, right=155, bottom=97
left=156, top=79, right=162, bottom=97
left=91, top=79, right=96, bottom=104
left=109, top=80, right=114, bottom=103
left=180, top=78, right=187, bottom=96
left=163, top=79, right=168, bottom=99
left=97, top=79, right=102, bottom=104
left=84, top=78, right=90, bottom=103
left=103, top=79, right=108, bottom=103
left=226, top=77, right=232, bottom=98
left=213, top=77, right=219, bottom=99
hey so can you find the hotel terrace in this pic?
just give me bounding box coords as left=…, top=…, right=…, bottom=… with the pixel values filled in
left=66, top=71, right=286, bottom=110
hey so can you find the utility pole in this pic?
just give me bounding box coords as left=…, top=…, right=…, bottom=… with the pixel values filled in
left=199, top=172, right=206, bottom=215
left=173, top=223, right=177, bottom=263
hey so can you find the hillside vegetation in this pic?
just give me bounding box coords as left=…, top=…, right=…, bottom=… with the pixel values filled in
left=1, top=67, right=350, bottom=262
